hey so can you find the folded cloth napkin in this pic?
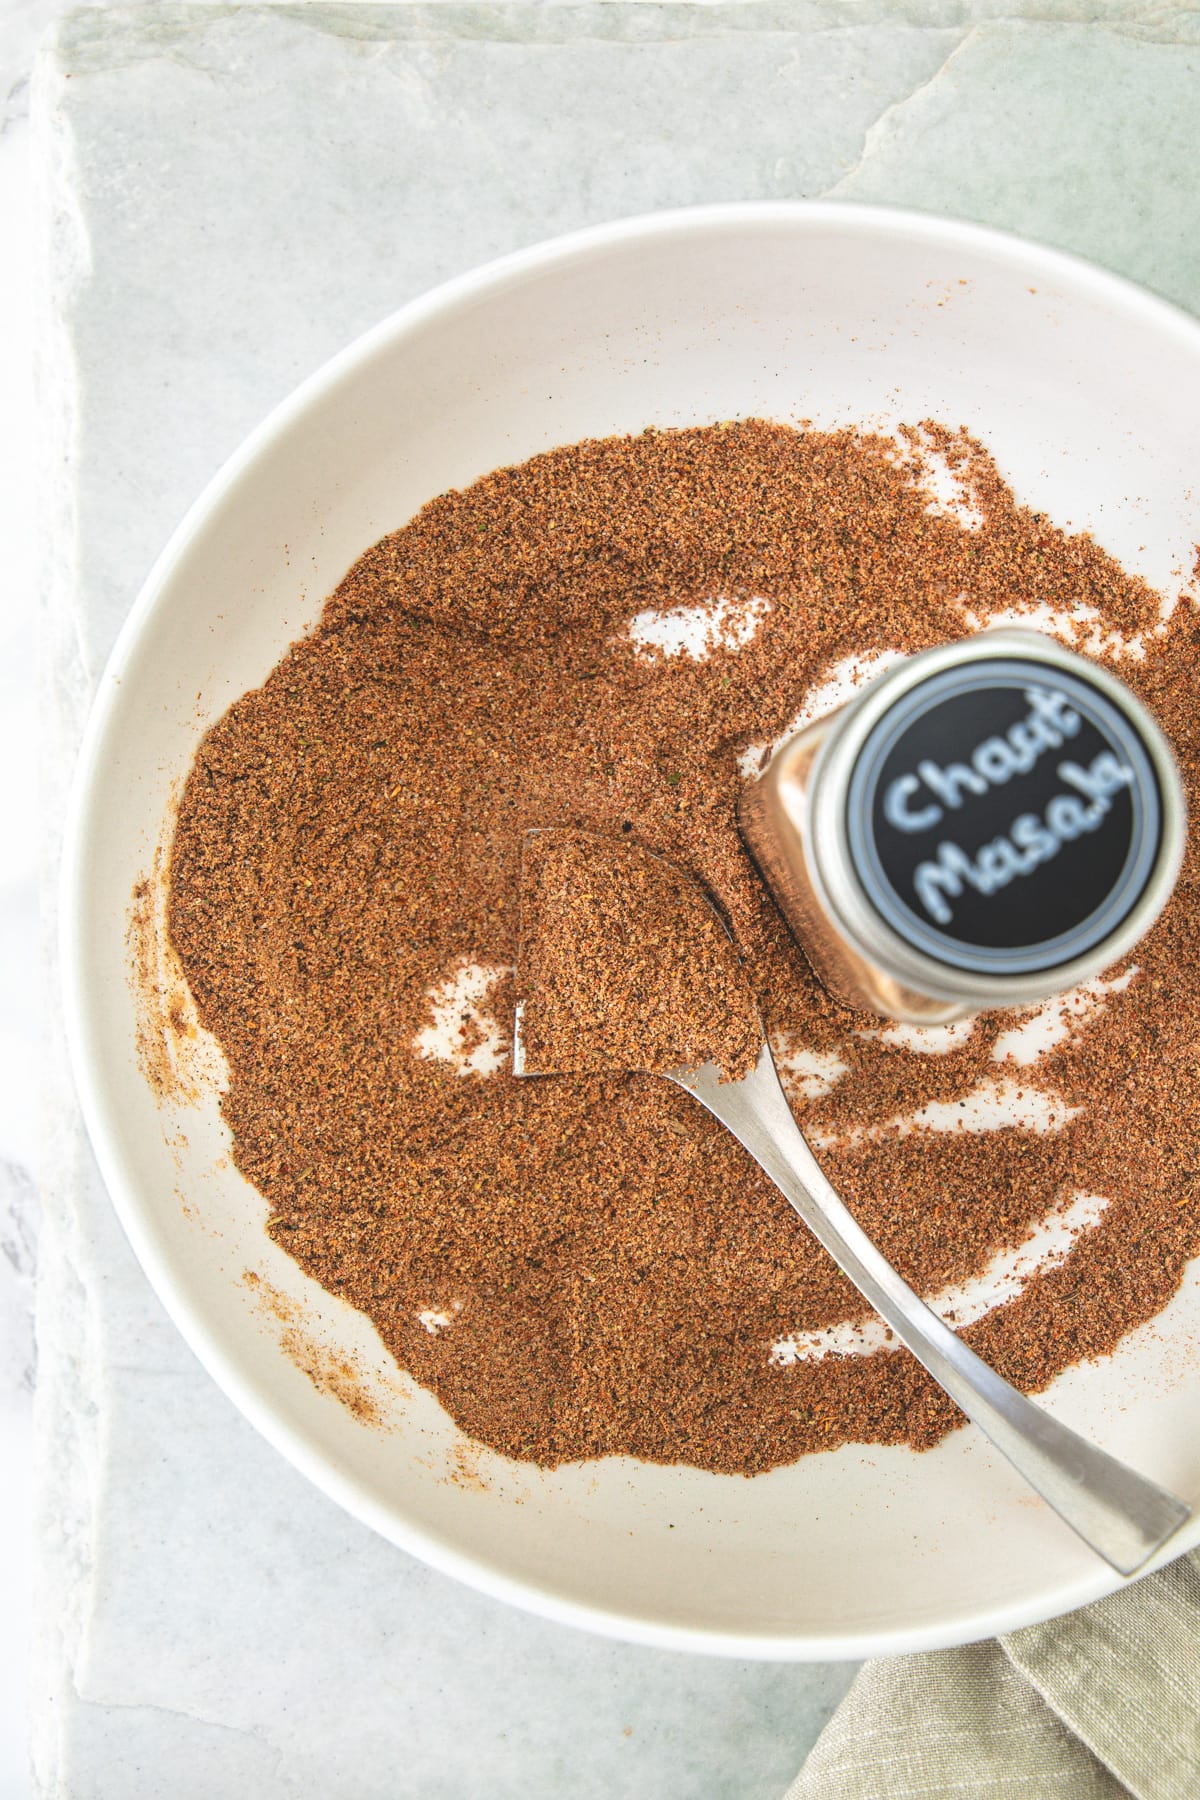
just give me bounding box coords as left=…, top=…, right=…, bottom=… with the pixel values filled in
left=787, top=1549, right=1200, bottom=1799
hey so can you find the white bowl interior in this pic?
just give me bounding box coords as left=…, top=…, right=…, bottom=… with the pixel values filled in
left=65, top=206, right=1200, bottom=1657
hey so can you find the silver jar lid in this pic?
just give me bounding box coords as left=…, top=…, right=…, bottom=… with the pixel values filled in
left=804, top=629, right=1186, bottom=1009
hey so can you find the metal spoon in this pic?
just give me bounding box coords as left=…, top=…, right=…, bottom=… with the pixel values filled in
left=512, top=908, right=1190, bottom=1577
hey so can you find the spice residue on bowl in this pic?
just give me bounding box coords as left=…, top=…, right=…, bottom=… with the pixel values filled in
left=516, top=831, right=760, bottom=1081
left=166, top=419, right=1200, bottom=1475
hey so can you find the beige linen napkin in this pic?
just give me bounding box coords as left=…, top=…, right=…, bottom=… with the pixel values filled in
left=787, top=1549, right=1200, bottom=1799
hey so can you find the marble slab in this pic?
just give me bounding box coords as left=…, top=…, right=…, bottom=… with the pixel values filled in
left=33, top=2, right=1200, bottom=1794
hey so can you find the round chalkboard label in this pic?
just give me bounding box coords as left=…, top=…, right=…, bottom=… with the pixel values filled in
left=844, top=657, right=1163, bottom=976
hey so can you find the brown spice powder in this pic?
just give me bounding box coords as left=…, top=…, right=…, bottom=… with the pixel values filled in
left=517, top=831, right=760, bottom=1080
left=167, top=420, right=1200, bottom=1475
left=242, top=1270, right=386, bottom=1426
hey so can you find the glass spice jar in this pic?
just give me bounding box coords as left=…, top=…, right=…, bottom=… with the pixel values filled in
left=737, top=629, right=1186, bottom=1024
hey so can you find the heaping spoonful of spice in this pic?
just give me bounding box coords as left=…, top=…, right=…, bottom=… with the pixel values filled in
left=512, top=829, right=1190, bottom=1577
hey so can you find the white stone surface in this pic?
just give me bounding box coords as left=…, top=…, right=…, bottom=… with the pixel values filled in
left=21, top=2, right=1200, bottom=1795
left=2, top=13, right=54, bottom=1786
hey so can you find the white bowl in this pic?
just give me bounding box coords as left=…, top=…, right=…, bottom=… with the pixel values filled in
left=63, top=202, right=1200, bottom=1659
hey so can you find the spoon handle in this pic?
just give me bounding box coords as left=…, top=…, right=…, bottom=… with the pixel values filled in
left=672, top=1042, right=1190, bottom=1576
